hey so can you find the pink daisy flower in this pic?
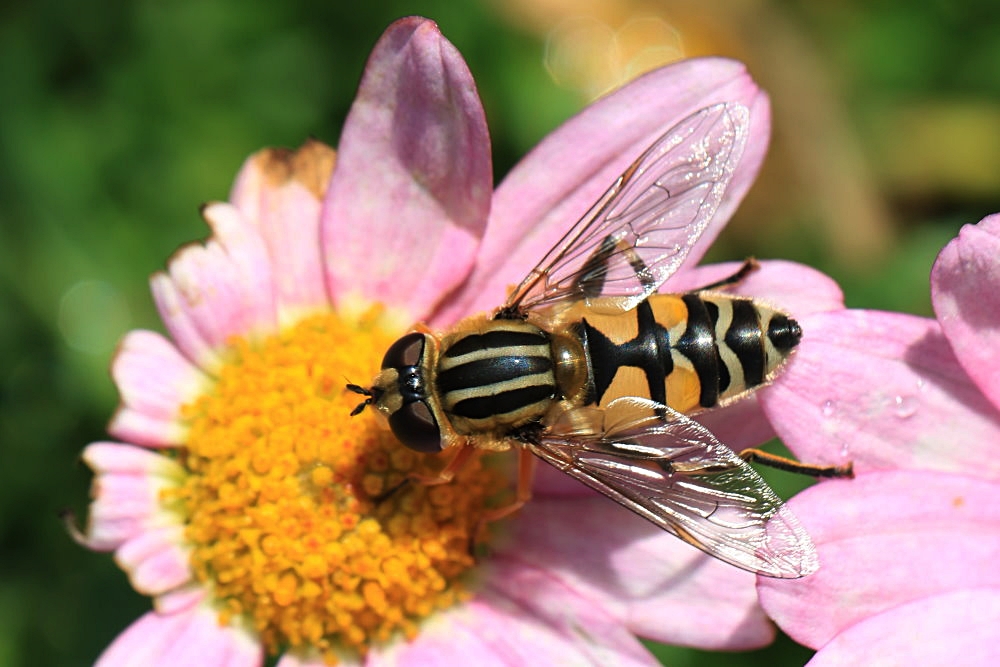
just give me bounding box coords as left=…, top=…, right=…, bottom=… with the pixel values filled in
left=75, top=16, right=847, bottom=666
left=757, top=214, right=1000, bottom=663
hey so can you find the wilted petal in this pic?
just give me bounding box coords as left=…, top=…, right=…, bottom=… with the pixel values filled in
left=152, top=203, right=278, bottom=372
left=807, top=589, right=1000, bottom=667
left=95, top=605, right=263, bottom=667
left=760, top=309, right=1000, bottom=477
left=439, top=57, right=770, bottom=322
left=931, top=213, right=1000, bottom=409
left=323, top=17, right=491, bottom=323
left=498, top=496, right=774, bottom=650
left=230, top=140, right=337, bottom=325
left=373, top=559, right=657, bottom=666
left=78, top=443, right=184, bottom=551
left=758, top=471, right=1000, bottom=649
left=107, top=330, right=208, bottom=447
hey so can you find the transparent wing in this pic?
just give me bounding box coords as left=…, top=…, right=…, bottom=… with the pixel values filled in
left=530, top=398, right=818, bottom=578
left=503, top=103, right=750, bottom=316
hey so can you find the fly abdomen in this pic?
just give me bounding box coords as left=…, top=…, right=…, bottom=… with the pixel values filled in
left=570, top=292, right=800, bottom=415
left=722, top=298, right=766, bottom=389
left=684, top=293, right=801, bottom=408
left=437, top=322, right=556, bottom=433
left=576, top=300, right=674, bottom=407
left=674, top=293, right=722, bottom=408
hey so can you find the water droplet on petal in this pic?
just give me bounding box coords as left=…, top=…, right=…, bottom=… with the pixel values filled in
left=821, top=399, right=837, bottom=417
left=893, top=395, right=917, bottom=419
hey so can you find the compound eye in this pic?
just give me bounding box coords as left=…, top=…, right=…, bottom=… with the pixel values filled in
left=388, top=400, right=443, bottom=453
left=381, top=333, right=425, bottom=370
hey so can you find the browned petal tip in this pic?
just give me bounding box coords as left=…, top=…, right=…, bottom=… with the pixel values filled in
left=252, top=139, right=337, bottom=200
left=60, top=508, right=92, bottom=548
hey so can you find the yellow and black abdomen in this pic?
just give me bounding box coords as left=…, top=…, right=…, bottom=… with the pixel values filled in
left=568, top=293, right=801, bottom=415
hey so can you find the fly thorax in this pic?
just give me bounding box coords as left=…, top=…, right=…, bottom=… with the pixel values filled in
left=436, top=320, right=557, bottom=435
left=549, top=333, right=589, bottom=405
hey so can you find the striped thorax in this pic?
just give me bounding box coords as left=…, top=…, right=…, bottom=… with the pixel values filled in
left=436, top=320, right=556, bottom=436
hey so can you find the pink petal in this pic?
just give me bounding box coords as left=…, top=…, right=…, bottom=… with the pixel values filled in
left=373, top=560, right=657, bottom=666
left=808, top=589, right=1000, bottom=666
left=95, top=605, right=263, bottom=667
left=149, top=273, right=224, bottom=372
left=230, top=140, right=336, bottom=325
left=694, top=394, right=776, bottom=454
left=931, top=213, right=1000, bottom=409
left=439, top=57, right=770, bottom=322
left=152, top=203, right=278, bottom=371
left=531, top=456, right=601, bottom=497
left=115, top=525, right=192, bottom=595
left=664, top=259, right=845, bottom=317
left=497, top=496, right=774, bottom=650
left=107, top=330, right=208, bottom=447
left=322, top=17, right=491, bottom=323
left=110, top=330, right=208, bottom=419
left=760, top=309, right=1000, bottom=477
left=79, top=443, right=184, bottom=551
left=758, top=470, right=1000, bottom=649
left=155, top=585, right=205, bottom=615
left=84, top=442, right=186, bottom=476
left=107, top=408, right=188, bottom=449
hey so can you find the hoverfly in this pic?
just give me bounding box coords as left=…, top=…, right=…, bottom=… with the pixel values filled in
left=349, top=103, right=852, bottom=578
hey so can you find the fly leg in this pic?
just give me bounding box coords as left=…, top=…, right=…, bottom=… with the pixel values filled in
left=469, top=448, right=537, bottom=556
left=479, top=447, right=537, bottom=523
left=694, top=258, right=760, bottom=291
left=739, top=447, right=854, bottom=479
left=371, top=443, right=477, bottom=503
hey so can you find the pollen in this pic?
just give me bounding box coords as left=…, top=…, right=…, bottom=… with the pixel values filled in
left=167, top=311, right=502, bottom=663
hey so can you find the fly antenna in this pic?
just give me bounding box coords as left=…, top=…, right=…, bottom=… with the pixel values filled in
left=346, top=383, right=373, bottom=416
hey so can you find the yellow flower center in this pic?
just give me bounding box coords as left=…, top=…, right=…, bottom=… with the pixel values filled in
left=168, top=311, right=502, bottom=662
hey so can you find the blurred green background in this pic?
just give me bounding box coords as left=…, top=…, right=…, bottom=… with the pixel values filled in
left=2, top=0, right=999, bottom=665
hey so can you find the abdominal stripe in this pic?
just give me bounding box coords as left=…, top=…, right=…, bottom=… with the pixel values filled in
left=579, top=300, right=673, bottom=406
left=675, top=294, right=719, bottom=408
